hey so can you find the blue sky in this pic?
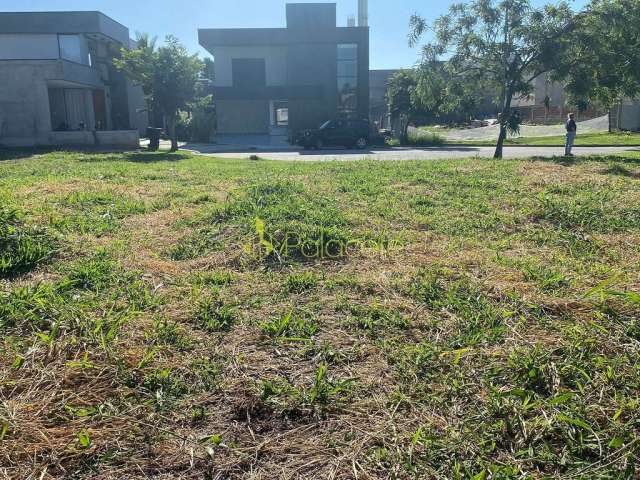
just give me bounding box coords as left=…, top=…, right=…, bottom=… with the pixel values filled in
left=5, top=0, right=588, bottom=69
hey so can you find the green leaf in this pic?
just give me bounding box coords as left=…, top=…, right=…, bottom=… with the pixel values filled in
left=0, top=423, right=8, bottom=441
left=549, top=392, right=575, bottom=406
left=608, top=437, right=624, bottom=449
left=78, top=430, right=91, bottom=448
left=12, top=355, right=24, bottom=370
left=557, top=414, right=591, bottom=430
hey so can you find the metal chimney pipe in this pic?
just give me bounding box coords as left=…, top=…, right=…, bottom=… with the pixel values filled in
left=358, top=0, right=368, bottom=27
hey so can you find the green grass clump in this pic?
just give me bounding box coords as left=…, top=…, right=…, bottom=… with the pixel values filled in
left=0, top=283, right=65, bottom=331
left=193, top=292, right=237, bottom=332
left=167, top=226, right=222, bottom=260
left=346, top=303, right=407, bottom=334
left=408, top=270, right=507, bottom=346
left=50, top=190, right=149, bottom=235
left=283, top=271, right=318, bottom=293
left=149, top=317, right=193, bottom=351
left=260, top=309, right=318, bottom=339
left=0, top=208, right=56, bottom=277
left=260, top=363, right=355, bottom=412
left=534, top=190, right=640, bottom=233
left=213, top=180, right=355, bottom=260
left=191, top=270, right=235, bottom=287
left=65, top=249, right=121, bottom=290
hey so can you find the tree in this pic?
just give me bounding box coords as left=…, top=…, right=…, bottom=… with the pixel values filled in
left=115, top=35, right=202, bottom=151
left=115, top=33, right=157, bottom=122
left=409, top=0, right=577, bottom=158
left=386, top=70, right=419, bottom=144
left=413, top=61, right=488, bottom=125
left=561, top=0, right=640, bottom=128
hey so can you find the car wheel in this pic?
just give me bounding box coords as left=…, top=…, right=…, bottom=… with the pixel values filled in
left=355, top=137, right=367, bottom=149
left=315, top=139, right=324, bottom=150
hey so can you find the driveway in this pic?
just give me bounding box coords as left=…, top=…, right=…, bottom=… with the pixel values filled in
left=182, top=144, right=639, bottom=161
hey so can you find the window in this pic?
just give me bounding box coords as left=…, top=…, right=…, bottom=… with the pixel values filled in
left=48, top=88, right=92, bottom=131
left=337, top=44, right=358, bottom=112
left=271, top=100, right=289, bottom=127
left=58, top=35, right=89, bottom=65
left=232, top=58, right=266, bottom=88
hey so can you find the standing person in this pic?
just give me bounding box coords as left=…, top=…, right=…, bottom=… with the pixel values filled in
left=565, top=113, right=577, bottom=156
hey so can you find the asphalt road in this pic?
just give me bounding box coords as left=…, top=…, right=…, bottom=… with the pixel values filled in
left=185, top=145, right=640, bottom=161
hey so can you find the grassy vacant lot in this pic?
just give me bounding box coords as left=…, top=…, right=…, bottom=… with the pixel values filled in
left=418, top=128, right=640, bottom=147
left=506, top=132, right=640, bottom=147
left=1, top=150, right=639, bottom=479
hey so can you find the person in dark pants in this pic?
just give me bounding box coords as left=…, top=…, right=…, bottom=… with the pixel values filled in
left=565, top=113, right=577, bottom=156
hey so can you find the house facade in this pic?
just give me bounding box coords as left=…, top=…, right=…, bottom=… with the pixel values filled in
left=198, top=3, right=369, bottom=141
left=0, top=11, right=147, bottom=147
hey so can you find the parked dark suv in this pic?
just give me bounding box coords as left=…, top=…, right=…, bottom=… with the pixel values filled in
left=296, top=119, right=370, bottom=149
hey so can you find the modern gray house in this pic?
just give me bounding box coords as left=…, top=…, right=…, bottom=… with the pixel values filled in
left=198, top=2, right=369, bottom=142
left=0, top=11, right=147, bottom=148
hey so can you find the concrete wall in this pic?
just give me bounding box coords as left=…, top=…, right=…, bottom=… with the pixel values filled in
left=0, top=11, right=129, bottom=45
left=0, top=61, right=55, bottom=144
left=210, top=46, right=287, bottom=87
left=616, top=101, right=640, bottom=131
left=95, top=130, right=139, bottom=147
left=286, top=3, right=336, bottom=29
left=44, top=130, right=139, bottom=147
left=127, top=81, right=149, bottom=135
left=0, top=34, right=59, bottom=60
left=216, top=99, right=269, bottom=134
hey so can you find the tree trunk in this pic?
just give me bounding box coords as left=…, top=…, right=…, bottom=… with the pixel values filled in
left=494, top=89, right=513, bottom=159
left=167, top=115, right=178, bottom=152
left=401, top=117, right=410, bottom=145
left=494, top=124, right=507, bottom=159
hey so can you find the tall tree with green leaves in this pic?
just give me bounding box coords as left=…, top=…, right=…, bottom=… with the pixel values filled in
left=409, top=0, right=577, bottom=158
left=115, top=33, right=157, bottom=122
left=386, top=70, right=420, bottom=144
left=115, top=35, right=203, bottom=151
left=561, top=0, right=640, bottom=127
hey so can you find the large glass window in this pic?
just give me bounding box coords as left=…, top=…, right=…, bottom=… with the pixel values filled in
left=58, top=35, right=90, bottom=65
left=337, top=44, right=358, bottom=112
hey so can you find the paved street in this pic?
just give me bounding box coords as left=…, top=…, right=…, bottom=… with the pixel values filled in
left=182, top=144, right=639, bottom=161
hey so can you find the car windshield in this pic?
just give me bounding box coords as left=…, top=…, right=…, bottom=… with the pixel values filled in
left=319, top=120, right=332, bottom=129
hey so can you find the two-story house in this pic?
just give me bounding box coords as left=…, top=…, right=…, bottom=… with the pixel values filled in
left=0, top=11, right=147, bottom=147
left=198, top=3, right=369, bottom=143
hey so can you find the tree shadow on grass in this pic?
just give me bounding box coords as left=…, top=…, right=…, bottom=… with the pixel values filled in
left=0, top=148, right=55, bottom=162
left=599, top=163, right=640, bottom=179
left=528, top=153, right=640, bottom=166
left=0, top=147, right=193, bottom=163
left=121, top=151, right=193, bottom=163
left=75, top=151, right=193, bottom=163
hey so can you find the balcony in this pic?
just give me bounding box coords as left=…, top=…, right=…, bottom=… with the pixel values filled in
left=59, top=60, right=103, bottom=88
